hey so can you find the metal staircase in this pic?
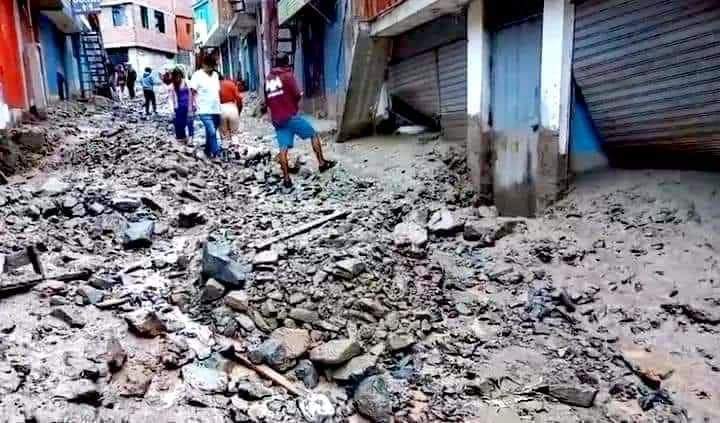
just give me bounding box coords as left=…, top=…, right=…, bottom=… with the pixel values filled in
left=78, top=31, right=111, bottom=98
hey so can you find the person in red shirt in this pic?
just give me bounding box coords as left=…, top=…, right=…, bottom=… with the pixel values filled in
left=265, top=54, right=335, bottom=189
left=219, top=76, right=242, bottom=143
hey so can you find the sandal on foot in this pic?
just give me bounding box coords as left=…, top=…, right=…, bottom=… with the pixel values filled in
left=319, top=160, right=337, bottom=173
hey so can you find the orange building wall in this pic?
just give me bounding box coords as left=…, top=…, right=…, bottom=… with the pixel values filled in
left=176, top=16, right=193, bottom=50
left=0, top=0, right=26, bottom=108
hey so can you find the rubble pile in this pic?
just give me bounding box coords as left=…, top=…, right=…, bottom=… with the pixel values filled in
left=1, top=101, right=108, bottom=180
left=0, top=99, right=717, bottom=422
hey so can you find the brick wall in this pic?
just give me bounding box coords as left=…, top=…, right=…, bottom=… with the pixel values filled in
left=100, top=1, right=177, bottom=54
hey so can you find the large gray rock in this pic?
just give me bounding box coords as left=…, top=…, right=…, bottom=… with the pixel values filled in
left=289, top=307, right=319, bottom=323
left=201, top=279, right=226, bottom=302
left=38, top=177, right=70, bottom=196
left=253, top=250, right=279, bottom=266
left=235, top=380, right=274, bottom=400
left=294, top=359, right=319, bottom=389
left=181, top=363, right=228, bottom=393
left=309, top=339, right=363, bottom=365
left=53, top=379, right=101, bottom=405
left=77, top=285, right=105, bottom=305
left=298, top=393, right=336, bottom=423
left=354, top=375, right=393, bottom=422
left=87, top=202, right=105, bottom=215
left=248, top=339, right=294, bottom=372
left=122, top=220, right=154, bottom=249
left=105, top=338, right=127, bottom=372
left=15, top=129, right=46, bottom=152
left=161, top=336, right=194, bottom=369
left=178, top=205, right=206, bottom=228
left=463, top=219, right=522, bottom=245
left=124, top=309, right=167, bottom=337
left=546, top=384, right=597, bottom=408
left=111, top=195, right=141, bottom=212
left=331, top=354, right=378, bottom=382
left=225, top=290, right=249, bottom=312
left=116, top=363, right=153, bottom=397
left=477, top=205, right=499, bottom=218
left=33, top=198, right=59, bottom=218
left=202, top=242, right=247, bottom=288
left=235, top=313, right=256, bottom=332
left=387, top=334, right=416, bottom=352
left=50, top=306, right=86, bottom=328
left=392, top=221, right=428, bottom=254
left=248, top=328, right=310, bottom=372
left=271, top=328, right=311, bottom=360
left=61, top=195, right=79, bottom=214
left=333, top=259, right=366, bottom=280
left=427, top=208, right=463, bottom=235
left=0, top=363, right=22, bottom=395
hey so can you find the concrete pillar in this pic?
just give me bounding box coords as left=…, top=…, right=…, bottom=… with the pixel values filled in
left=466, top=0, right=492, bottom=200
left=537, top=0, right=574, bottom=209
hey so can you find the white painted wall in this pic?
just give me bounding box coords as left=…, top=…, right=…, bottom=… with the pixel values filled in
left=128, top=47, right=175, bottom=74
left=0, top=92, right=9, bottom=129
left=540, top=0, right=574, bottom=149
left=466, top=0, right=487, bottom=120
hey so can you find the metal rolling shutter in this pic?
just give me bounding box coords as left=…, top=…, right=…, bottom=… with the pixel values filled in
left=438, top=40, right=468, bottom=141
left=573, top=0, right=720, bottom=157
left=388, top=50, right=440, bottom=119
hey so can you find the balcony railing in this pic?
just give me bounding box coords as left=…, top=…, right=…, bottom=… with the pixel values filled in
left=356, top=0, right=405, bottom=21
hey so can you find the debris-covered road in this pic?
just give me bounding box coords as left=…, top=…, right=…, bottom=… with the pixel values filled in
left=1, top=97, right=719, bottom=422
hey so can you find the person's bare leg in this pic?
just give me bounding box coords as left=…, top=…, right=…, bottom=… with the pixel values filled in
left=311, top=136, right=326, bottom=167
left=278, top=149, right=292, bottom=186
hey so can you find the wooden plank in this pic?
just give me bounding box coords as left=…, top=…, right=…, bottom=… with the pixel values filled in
left=251, top=210, right=350, bottom=250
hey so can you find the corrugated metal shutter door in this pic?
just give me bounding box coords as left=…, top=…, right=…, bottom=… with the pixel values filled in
left=388, top=50, right=440, bottom=119
left=438, top=40, right=467, bottom=141
left=574, top=0, right=720, bottom=157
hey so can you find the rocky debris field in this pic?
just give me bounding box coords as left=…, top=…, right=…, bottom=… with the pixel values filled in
left=0, top=98, right=719, bottom=422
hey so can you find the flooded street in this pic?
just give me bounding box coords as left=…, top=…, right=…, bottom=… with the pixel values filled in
left=0, top=97, right=719, bottom=422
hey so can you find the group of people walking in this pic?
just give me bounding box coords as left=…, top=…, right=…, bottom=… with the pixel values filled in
left=106, top=50, right=335, bottom=187
left=109, top=63, right=158, bottom=116
left=167, top=54, right=243, bottom=158
left=108, top=63, right=136, bottom=101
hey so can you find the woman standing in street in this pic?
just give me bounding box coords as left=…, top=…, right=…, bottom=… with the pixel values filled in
left=115, top=64, right=126, bottom=102
left=169, top=66, right=194, bottom=144
left=189, top=53, right=222, bottom=158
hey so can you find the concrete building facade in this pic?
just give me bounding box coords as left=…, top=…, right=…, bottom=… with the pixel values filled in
left=337, top=0, right=575, bottom=216
left=175, top=0, right=194, bottom=69
left=99, top=0, right=179, bottom=72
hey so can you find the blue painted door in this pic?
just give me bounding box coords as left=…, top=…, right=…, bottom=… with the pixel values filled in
left=491, top=17, right=541, bottom=130
left=490, top=16, right=542, bottom=216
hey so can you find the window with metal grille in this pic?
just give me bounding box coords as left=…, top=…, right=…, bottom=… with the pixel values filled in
left=112, top=5, right=125, bottom=26
left=140, top=6, right=149, bottom=28
left=154, top=11, right=165, bottom=33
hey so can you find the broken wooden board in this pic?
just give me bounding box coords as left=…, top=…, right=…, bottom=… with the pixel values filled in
left=251, top=210, right=350, bottom=250
left=1, top=246, right=44, bottom=276
left=0, top=270, right=92, bottom=299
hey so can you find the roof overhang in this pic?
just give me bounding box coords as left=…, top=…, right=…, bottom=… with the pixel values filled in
left=228, top=12, right=256, bottom=36
left=203, top=22, right=230, bottom=47
left=39, top=0, right=91, bottom=34
left=371, top=0, right=469, bottom=37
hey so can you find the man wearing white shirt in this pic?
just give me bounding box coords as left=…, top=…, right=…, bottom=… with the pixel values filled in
left=190, top=54, right=222, bottom=158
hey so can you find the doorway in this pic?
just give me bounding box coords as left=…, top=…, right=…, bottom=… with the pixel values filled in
left=490, top=14, right=542, bottom=216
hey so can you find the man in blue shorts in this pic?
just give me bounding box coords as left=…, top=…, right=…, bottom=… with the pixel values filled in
left=265, top=54, right=335, bottom=188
